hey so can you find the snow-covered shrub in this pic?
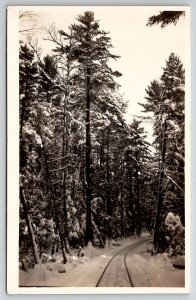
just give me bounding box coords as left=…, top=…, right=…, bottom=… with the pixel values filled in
left=165, top=212, right=185, bottom=257
left=35, top=215, right=60, bottom=255
left=66, top=194, right=82, bottom=247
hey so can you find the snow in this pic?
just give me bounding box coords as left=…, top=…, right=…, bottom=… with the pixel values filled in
left=173, top=85, right=185, bottom=92
left=126, top=242, right=184, bottom=287
left=43, top=109, right=50, bottom=117
left=170, top=102, right=176, bottom=110
left=19, top=235, right=184, bottom=288
left=167, top=75, right=181, bottom=82
left=167, top=120, right=180, bottom=132
left=161, top=113, right=167, bottom=124
left=164, top=99, right=171, bottom=105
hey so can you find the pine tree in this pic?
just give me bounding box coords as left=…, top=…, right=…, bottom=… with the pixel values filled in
left=160, top=53, right=185, bottom=224
left=123, top=119, right=152, bottom=236
left=70, top=11, right=122, bottom=245
left=141, top=53, right=185, bottom=251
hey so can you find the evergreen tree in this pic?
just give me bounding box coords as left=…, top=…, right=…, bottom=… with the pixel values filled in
left=70, top=11, right=122, bottom=245
left=141, top=53, right=185, bottom=251
left=123, top=119, right=152, bottom=236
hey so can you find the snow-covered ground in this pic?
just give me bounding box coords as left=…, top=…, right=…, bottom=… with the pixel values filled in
left=126, top=242, right=185, bottom=287
left=19, top=234, right=184, bottom=287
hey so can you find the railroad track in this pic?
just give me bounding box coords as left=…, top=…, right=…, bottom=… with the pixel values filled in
left=96, top=238, right=151, bottom=287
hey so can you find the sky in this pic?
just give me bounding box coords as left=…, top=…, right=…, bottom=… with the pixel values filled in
left=19, top=6, right=187, bottom=139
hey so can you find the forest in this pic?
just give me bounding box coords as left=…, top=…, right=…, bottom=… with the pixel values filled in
left=19, top=10, right=185, bottom=268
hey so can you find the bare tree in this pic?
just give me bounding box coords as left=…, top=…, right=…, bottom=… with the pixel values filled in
left=19, top=10, right=43, bottom=35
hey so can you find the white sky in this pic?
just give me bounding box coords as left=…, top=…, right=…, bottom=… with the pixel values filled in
left=20, top=6, right=187, bottom=139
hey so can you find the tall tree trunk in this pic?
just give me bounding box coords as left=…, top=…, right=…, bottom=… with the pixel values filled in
left=120, top=145, right=124, bottom=239
left=85, top=67, right=93, bottom=245
left=20, top=186, right=40, bottom=264
left=128, top=167, right=135, bottom=236
left=80, top=146, right=86, bottom=205
left=61, top=42, right=72, bottom=239
left=62, top=93, right=68, bottom=239
left=153, top=120, right=167, bottom=249
left=39, top=129, right=67, bottom=264
left=106, top=126, right=111, bottom=242
left=135, top=168, right=141, bottom=236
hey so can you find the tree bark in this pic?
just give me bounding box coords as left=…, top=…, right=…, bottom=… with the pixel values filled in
left=106, top=126, right=111, bottom=241
left=153, top=120, right=167, bottom=249
left=85, top=66, right=93, bottom=245
left=62, top=92, right=68, bottom=239
left=120, top=144, right=124, bottom=238
left=128, top=167, right=135, bottom=236
left=135, top=168, right=141, bottom=236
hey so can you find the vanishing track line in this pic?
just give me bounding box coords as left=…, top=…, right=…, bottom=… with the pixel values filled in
left=96, top=238, right=151, bottom=287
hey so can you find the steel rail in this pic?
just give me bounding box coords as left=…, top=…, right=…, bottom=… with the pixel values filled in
left=96, top=238, right=151, bottom=287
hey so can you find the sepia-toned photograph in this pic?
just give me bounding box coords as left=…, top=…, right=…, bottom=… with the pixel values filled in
left=7, top=6, right=191, bottom=294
